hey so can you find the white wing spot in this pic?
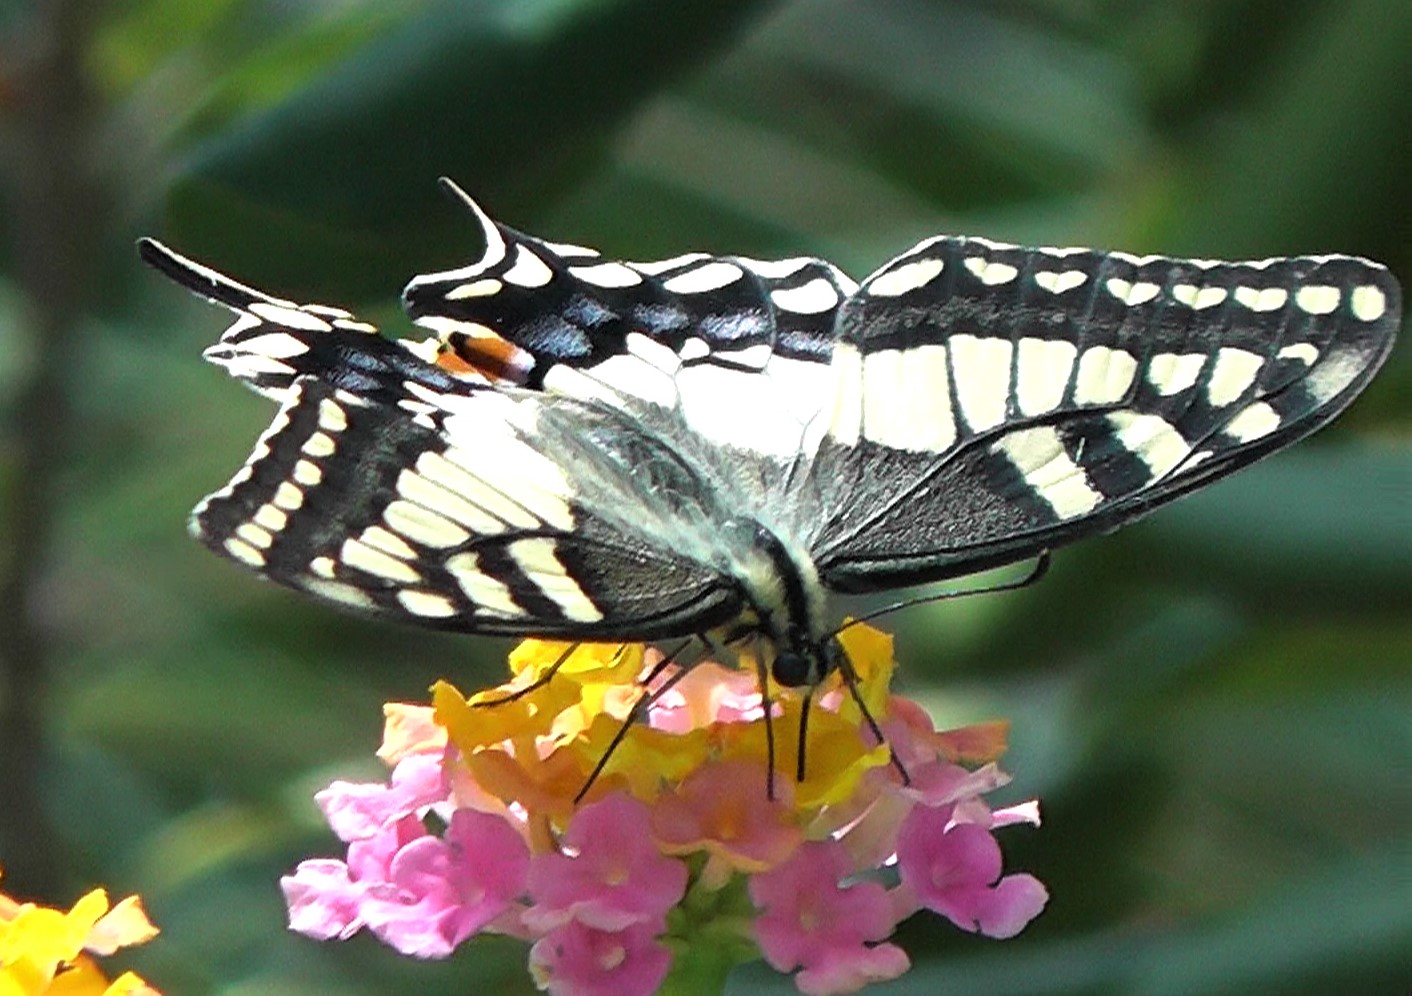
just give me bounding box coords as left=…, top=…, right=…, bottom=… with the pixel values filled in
left=827, top=342, right=864, bottom=447
left=770, top=277, right=840, bottom=314
left=1016, top=338, right=1077, bottom=416
left=950, top=335, right=1012, bottom=432
left=507, top=537, right=603, bottom=623
left=629, top=252, right=709, bottom=276
left=1147, top=352, right=1207, bottom=396
left=1108, top=411, right=1189, bottom=479
left=398, top=465, right=508, bottom=535
left=318, top=399, right=347, bottom=433
left=1172, top=284, right=1228, bottom=310
left=397, top=590, right=458, bottom=618
left=293, top=460, right=321, bottom=486
left=438, top=441, right=574, bottom=532
left=445, top=278, right=503, bottom=300
left=995, top=426, right=1102, bottom=519
left=1349, top=284, right=1386, bottom=322
left=544, top=240, right=598, bottom=258
left=1207, top=347, right=1264, bottom=406
left=212, top=353, right=296, bottom=380
left=569, top=262, right=643, bottom=288
left=253, top=504, right=288, bottom=532
left=861, top=345, right=955, bottom=452
left=302, top=432, right=336, bottom=458
left=237, top=332, right=311, bottom=358
left=1105, top=278, right=1161, bottom=306
left=738, top=257, right=811, bottom=279
left=300, top=577, right=373, bottom=610
left=234, top=522, right=273, bottom=549
left=446, top=552, right=523, bottom=617
left=502, top=246, right=554, bottom=288
left=1233, top=286, right=1288, bottom=312
left=340, top=538, right=420, bottom=584
left=359, top=525, right=417, bottom=562
left=1034, top=270, right=1088, bottom=294
left=1225, top=402, right=1281, bottom=443
left=223, top=536, right=266, bottom=567
left=1276, top=343, right=1319, bottom=365
left=1305, top=347, right=1366, bottom=403
left=661, top=261, right=744, bottom=294
left=247, top=302, right=332, bottom=332
left=867, top=258, right=944, bottom=297
left=383, top=499, right=470, bottom=549
left=678, top=337, right=710, bottom=362
left=1295, top=285, right=1341, bottom=315
left=964, top=256, right=1019, bottom=286
left=1073, top=346, right=1137, bottom=405
left=626, top=331, right=683, bottom=375
left=309, top=556, right=336, bottom=579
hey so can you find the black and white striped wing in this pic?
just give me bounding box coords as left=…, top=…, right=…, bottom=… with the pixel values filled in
left=401, top=181, right=850, bottom=459
left=811, top=238, right=1400, bottom=590
left=137, top=238, right=481, bottom=407
left=191, top=375, right=744, bottom=640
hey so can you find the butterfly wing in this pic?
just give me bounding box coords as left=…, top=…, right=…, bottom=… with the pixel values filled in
left=399, top=181, right=856, bottom=461
left=190, top=373, right=745, bottom=640
left=810, top=238, right=1400, bottom=590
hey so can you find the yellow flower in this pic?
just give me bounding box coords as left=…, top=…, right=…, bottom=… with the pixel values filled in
left=0, top=869, right=159, bottom=996
left=433, top=623, right=903, bottom=842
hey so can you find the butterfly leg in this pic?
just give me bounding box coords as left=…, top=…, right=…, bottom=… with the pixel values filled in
left=472, top=642, right=589, bottom=707
left=573, top=638, right=696, bottom=803
left=795, top=686, right=814, bottom=784
left=751, top=635, right=778, bottom=801
left=834, top=652, right=910, bottom=786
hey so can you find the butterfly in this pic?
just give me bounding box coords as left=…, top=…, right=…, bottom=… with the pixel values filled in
left=141, top=179, right=1399, bottom=775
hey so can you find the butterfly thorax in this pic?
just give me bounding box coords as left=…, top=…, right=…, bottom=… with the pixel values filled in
left=720, top=519, right=834, bottom=688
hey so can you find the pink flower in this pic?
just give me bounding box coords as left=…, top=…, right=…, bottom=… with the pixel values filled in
left=283, top=813, right=425, bottom=941
left=526, top=794, right=688, bottom=932
left=282, top=808, right=530, bottom=958
left=895, top=804, right=1048, bottom=939
left=359, top=809, right=530, bottom=957
left=645, top=660, right=765, bottom=732
left=316, top=753, right=447, bottom=842
left=528, top=921, right=672, bottom=996
left=749, top=840, right=909, bottom=996
left=652, top=759, right=802, bottom=884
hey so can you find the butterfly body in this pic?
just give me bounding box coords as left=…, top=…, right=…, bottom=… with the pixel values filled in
left=139, top=180, right=1399, bottom=695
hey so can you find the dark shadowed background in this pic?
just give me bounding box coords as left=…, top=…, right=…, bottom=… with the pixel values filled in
left=0, top=1, right=1407, bottom=992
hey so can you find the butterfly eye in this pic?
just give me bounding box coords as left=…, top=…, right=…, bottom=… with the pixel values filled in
left=770, top=650, right=813, bottom=688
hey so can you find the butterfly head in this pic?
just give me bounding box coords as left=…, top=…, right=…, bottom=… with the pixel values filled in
left=769, top=630, right=840, bottom=689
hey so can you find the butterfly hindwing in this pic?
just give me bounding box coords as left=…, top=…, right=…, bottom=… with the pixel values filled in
left=191, top=376, right=743, bottom=639
left=811, top=238, right=1400, bottom=589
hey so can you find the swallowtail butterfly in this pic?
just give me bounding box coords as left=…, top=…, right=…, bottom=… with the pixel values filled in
left=141, top=180, right=1398, bottom=705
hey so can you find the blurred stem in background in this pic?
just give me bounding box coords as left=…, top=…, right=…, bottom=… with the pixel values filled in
left=0, top=0, right=108, bottom=896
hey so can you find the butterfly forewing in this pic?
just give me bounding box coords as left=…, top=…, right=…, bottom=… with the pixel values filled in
left=811, top=237, right=1399, bottom=589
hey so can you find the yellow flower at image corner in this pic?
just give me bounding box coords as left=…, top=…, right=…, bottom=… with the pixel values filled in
left=0, top=869, right=159, bottom=996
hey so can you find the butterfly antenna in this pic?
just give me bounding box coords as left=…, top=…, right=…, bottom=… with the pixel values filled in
left=573, top=638, right=696, bottom=803
left=827, top=551, right=1051, bottom=643
left=835, top=652, right=910, bottom=785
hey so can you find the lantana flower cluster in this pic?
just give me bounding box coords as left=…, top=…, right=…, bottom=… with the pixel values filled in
left=282, top=626, right=1047, bottom=994
left=0, top=867, right=160, bottom=996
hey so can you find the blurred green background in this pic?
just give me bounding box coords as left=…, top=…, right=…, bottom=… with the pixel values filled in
left=0, top=1, right=1407, bottom=993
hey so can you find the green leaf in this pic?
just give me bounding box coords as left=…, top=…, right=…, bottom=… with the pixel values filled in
left=160, top=0, right=776, bottom=301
